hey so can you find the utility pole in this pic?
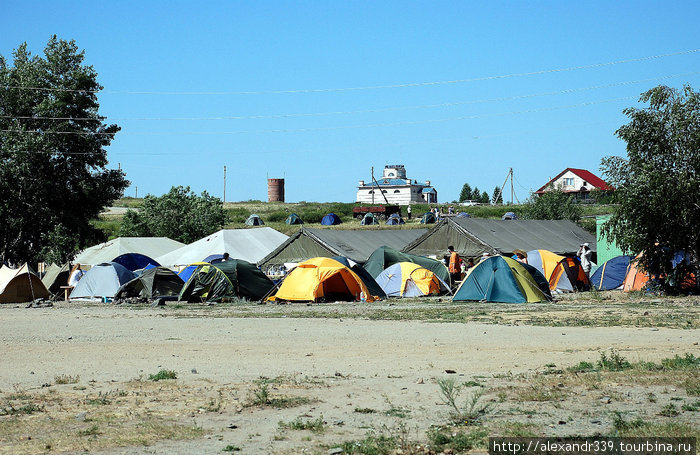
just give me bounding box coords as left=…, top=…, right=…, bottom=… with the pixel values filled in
left=371, top=167, right=374, bottom=205
left=223, top=165, right=227, bottom=203
left=135, top=186, right=138, bottom=198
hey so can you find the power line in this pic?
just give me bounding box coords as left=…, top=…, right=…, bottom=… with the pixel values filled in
left=1, top=72, right=696, bottom=123
left=0, top=95, right=637, bottom=136
left=2, top=49, right=698, bottom=95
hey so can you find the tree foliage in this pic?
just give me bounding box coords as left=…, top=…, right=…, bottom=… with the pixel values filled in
left=521, top=185, right=582, bottom=222
left=491, top=186, right=504, bottom=204
left=601, top=85, right=699, bottom=291
left=0, top=37, right=128, bottom=265
left=119, top=186, right=228, bottom=244
left=458, top=183, right=490, bottom=203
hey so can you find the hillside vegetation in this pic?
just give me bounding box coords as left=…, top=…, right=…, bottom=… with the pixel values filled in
left=93, top=199, right=614, bottom=239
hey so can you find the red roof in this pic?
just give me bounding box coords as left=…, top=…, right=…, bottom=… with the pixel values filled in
left=535, top=168, right=612, bottom=194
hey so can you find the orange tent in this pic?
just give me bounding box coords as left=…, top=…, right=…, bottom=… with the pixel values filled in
left=623, top=254, right=649, bottom=292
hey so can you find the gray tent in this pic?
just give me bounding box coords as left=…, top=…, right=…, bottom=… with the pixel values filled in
left=403, top=218, right=595, bottom=259
left=70, top=262, right=137, bottom=300
left=258, top=227, right=427, bottom=272
left=41, top=263, right=71, bottom=294
left=245, top=214, right=264, bottom=226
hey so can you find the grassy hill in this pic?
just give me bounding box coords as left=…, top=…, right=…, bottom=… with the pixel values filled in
left=93, top=199, right=614, bottom=239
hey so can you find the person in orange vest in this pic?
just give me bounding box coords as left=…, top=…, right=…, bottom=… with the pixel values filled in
left=448, top=246, right=462, bottom=286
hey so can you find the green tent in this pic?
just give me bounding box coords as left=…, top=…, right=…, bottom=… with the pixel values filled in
left=285, top=213, right=303, bottom=225
left=361, top=213, right=379, bottom=225
left=453, top=256, right=552, bottom=303
left=179, top=260, right=274, bottom=302
left=115, top=267, right=184, bottom=300
left=363, top=245, right=449, bottom=284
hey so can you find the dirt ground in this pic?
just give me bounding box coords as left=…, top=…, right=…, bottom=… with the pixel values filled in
left=0, top=297, right=698, bottom=454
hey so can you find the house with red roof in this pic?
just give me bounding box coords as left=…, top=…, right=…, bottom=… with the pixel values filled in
left=535, top=168, right=612, bottom=201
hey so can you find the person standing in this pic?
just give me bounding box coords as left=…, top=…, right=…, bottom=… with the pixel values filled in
left=448, top=246, right=462, bottom=286
left=577, top=243, right=592, bottom=276
left=407, top=205, right=412, bottom=220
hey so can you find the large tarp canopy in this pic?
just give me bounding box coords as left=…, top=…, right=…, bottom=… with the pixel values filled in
left=74, top=237, right=184, bottom=266
left=404, top=218, right=595, bottom=259
left=258, top=227, right=427, bottom=270
left=363, top=245, right=450, bottom=283
left=115, top=267, right=184, bottom=299
left=157, top=228, right=288, bottom=267
left=0, top=264, right=50, bottom=303
left=453, top=256, right=552, bottom=303
left=179, top=260, right=274, bottom=302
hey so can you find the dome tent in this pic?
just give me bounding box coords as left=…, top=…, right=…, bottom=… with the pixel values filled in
left=115, top=267, right=184, bottom=300
left=361, top=213, right=379, bottom=225
left=453, top=256, right=551, bottom=303
left=245, top=214, right=265, bottom=226
left=179, top=260, right=274, bottom=302
left=375, top=262, right=449, bottom=297
left=420, top=212, right=437, bottom=224
left=321, top=213, right=342, bottom=225
left=270, top=257, right=375, bottom=303
left=590, top=255, right=633, bottom=291
left=285, top=213, right=303, bottom=225
left=70, top=262, right=137, bottom=300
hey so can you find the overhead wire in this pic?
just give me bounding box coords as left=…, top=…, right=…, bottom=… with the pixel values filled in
left=0, top=95, right=638, bottom=136
left=1, top=49, right=698, bottom=95
left=0, top=72, right=696, bottom=123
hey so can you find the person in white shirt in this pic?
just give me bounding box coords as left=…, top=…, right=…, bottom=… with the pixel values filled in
left=68, top=264, right=85, bottom=287
left=577, top=243, right=593, bottom=276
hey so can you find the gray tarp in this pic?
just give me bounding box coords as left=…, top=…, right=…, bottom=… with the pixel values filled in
left=156, top=228, right=289, bottom=267
left=403, top=218, right=595, bottom=259
left=74, top=237, right=184, bottom=266
left=258, top=227, right=427, bottom=269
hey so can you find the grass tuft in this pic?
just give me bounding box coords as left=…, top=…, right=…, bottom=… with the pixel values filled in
left=148, top=370, right=177, bottom=381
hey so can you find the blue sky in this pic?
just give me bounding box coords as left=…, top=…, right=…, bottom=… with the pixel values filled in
left=2, top=1, right=699, bottom=203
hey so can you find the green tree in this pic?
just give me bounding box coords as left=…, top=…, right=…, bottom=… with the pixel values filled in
left=479, top=190, right=490, bottom=204
left=521, top=185, right=582, bottom=222
left=458, top=183, right=473, bottom=202
left=120, top=186, right=228, bottom=244
left=0, top=37, right=128, bottom=265
left=601, top=85, right=699, bottom=291
left=491, top=186, right=503, bottom=204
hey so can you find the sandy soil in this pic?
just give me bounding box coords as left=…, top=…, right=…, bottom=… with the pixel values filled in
left=1, top=302, right=698, bottom=454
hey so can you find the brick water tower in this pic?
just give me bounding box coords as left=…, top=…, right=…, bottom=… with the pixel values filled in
left=267, top=178, right=285, bottom=202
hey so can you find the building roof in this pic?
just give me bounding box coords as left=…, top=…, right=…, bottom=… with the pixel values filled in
left=535, top=168, right=612, bottom=194
left=258, top=227, right=428, bottom=267
left=403, top=218, right=595, bottom=258
left=361, top=178, right=430, bottom=187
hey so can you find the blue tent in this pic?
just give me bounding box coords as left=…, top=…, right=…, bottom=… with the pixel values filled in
left=385, top=214, right=405, bottom=225
left=321, top=213, right=342, bottom=225
left=112, top=253, right=159, bottom=272
left=456, top=212, right=471, bottom=218
left=502, top=212, right=518, bottom=220
left=590, top=255, right=633, bottom=290
left=178, top=265, right=199, bottom=283
left=420, top=212, right=437, bottom=224
left=203, top=254, right=225, bottom=263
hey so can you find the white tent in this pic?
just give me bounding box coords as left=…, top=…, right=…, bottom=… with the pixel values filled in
left=73, top=237, right=184, bottom=266
left=156, top=228, right=289, bottom=267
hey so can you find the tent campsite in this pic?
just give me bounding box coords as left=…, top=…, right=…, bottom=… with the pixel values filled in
left=363, top=245, right=450, bottom=284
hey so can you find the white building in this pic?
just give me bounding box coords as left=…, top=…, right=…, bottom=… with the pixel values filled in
left=356, top=165, right=437, bottom=206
